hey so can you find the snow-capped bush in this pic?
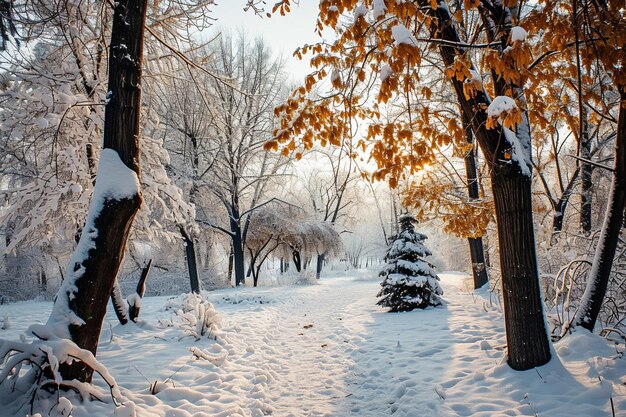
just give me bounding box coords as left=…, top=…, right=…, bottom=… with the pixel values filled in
left=164, top=293, right=220, bottom=340
left=0, top=326, right=126, bottom=415
left=377, top=215, right=443, bottom=311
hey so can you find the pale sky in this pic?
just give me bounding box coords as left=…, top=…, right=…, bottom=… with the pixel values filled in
left=209, top=1, right=322, bottom=83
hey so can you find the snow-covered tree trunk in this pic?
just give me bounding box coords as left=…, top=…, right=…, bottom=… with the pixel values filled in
left=47, top=0, right=147, bottom=383
left=111, top=279, right=129, bottom=325
left=574, top=88, right=626, bottom=331
left=129, top=259, right=151, bottom=322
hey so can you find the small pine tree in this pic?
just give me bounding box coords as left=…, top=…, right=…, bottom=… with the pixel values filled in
left=377, top=215, right=443, bottom=312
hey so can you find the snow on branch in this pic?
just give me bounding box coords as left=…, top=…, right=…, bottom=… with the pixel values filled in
left=391, top=24, right=418, bottom=47
left=510, top=26, right=528, bottom=43
left=486, top=96, right=522, bottom=131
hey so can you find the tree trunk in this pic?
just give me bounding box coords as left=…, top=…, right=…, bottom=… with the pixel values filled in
left=543, top=168, right=579, bottom=244
left=552, top=199, right=566, bottom=238
left=111, top=259, right=150, bottom=325
left=491, top=170, right=552, bottom=370
left=39, top=269, right=47, bottom=295
left=574, top=88, right=626, bottom=331
left=420, top=0, right=551, bottom=370
left=228, top=247, right=234, bottom=284
left=316, top=253, right=325, bottom=279
left=580, top=120, right=593, bottom=235
left=129, top=259, right=151, bottom=322
left=51, top=0, right=147, bottom=383
left=111, top=279, right=129, bottom=325
left=180, top=226, right=200, bottom=293
left=230, top=207, right=245, bottom=286
left=467, top=238, right=488, bottom=288
left=580, top=155, right=593, bottom=236
left=462, top=119, right=489, bottom=289
left=232, top=229, right=245, bottom=286
left=293, top=250, right=302, bottom=272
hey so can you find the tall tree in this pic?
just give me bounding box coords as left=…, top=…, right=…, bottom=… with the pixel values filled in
left=47, top=0, right=147, bottom=382
left=575, top=87, right=625, bottom=330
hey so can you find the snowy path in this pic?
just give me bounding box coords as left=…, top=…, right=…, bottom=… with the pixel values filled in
left=1, top=273, right=624, bottom=417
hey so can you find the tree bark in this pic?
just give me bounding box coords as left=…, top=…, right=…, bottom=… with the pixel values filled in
left=491, top=170, right=552, bottom=369
left=462, top=119, right=489, bottom=289
left=53, top=0, right=147, bottom=382
left=180, top=226, right=201, bottom=293
left=232, top=228, right=245, bottom=286
left=230, top=206, right=246, bottom=286
left=574, top=88, right=626, bottom=331
left=228, top=246, right=234, bottom=284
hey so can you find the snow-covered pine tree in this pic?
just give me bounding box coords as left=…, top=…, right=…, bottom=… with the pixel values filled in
left=377, top=215, right=443, bottom=312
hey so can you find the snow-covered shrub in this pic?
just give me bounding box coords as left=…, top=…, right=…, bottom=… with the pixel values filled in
left=539, top=231, right=626, bottom=338
left=163, top=293, right=220, bottom=340
left=0, top=325, right=125, bottom=415
left=377, top=215, right=443, bottom=312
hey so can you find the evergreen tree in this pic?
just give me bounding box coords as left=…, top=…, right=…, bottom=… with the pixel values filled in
left=377, top=215, right=443, bottom=312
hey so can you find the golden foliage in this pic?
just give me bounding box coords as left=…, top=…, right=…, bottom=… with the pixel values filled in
left=266, top=0, right=623, bottom=239
left=403, top=175, right=494, bottom=238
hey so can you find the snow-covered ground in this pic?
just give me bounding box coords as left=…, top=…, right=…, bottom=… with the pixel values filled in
left=1, top=273, right=625, bottom=416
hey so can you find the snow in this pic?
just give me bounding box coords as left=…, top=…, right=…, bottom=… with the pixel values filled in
left=354, top=4, right=368, bottom=18
left=511, top=26, right=528, bottom=43
left=466, top=69, right=483, bottom=88
left=391, top=24, right=418, bottom=46
left=487, top=95, right=518, bottom=118
left=373, top=0, right=387, bottom=19
left=503, top=126, right=532, bottom=177
left=32, top=117, right=49, bottom=129
left=127, top=293, right=141, bottom=309
left=1, top=273, right=625, bottom=416
left=379, top=64, right=392, bottom=81
left=93, top=149, right=141, bottom=201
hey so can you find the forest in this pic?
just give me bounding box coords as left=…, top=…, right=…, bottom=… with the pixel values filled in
left=0, top=0, right=625, bottom=416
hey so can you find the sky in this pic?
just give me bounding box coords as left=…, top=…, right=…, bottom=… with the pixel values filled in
left=208, top=1, right=322, bottom=83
